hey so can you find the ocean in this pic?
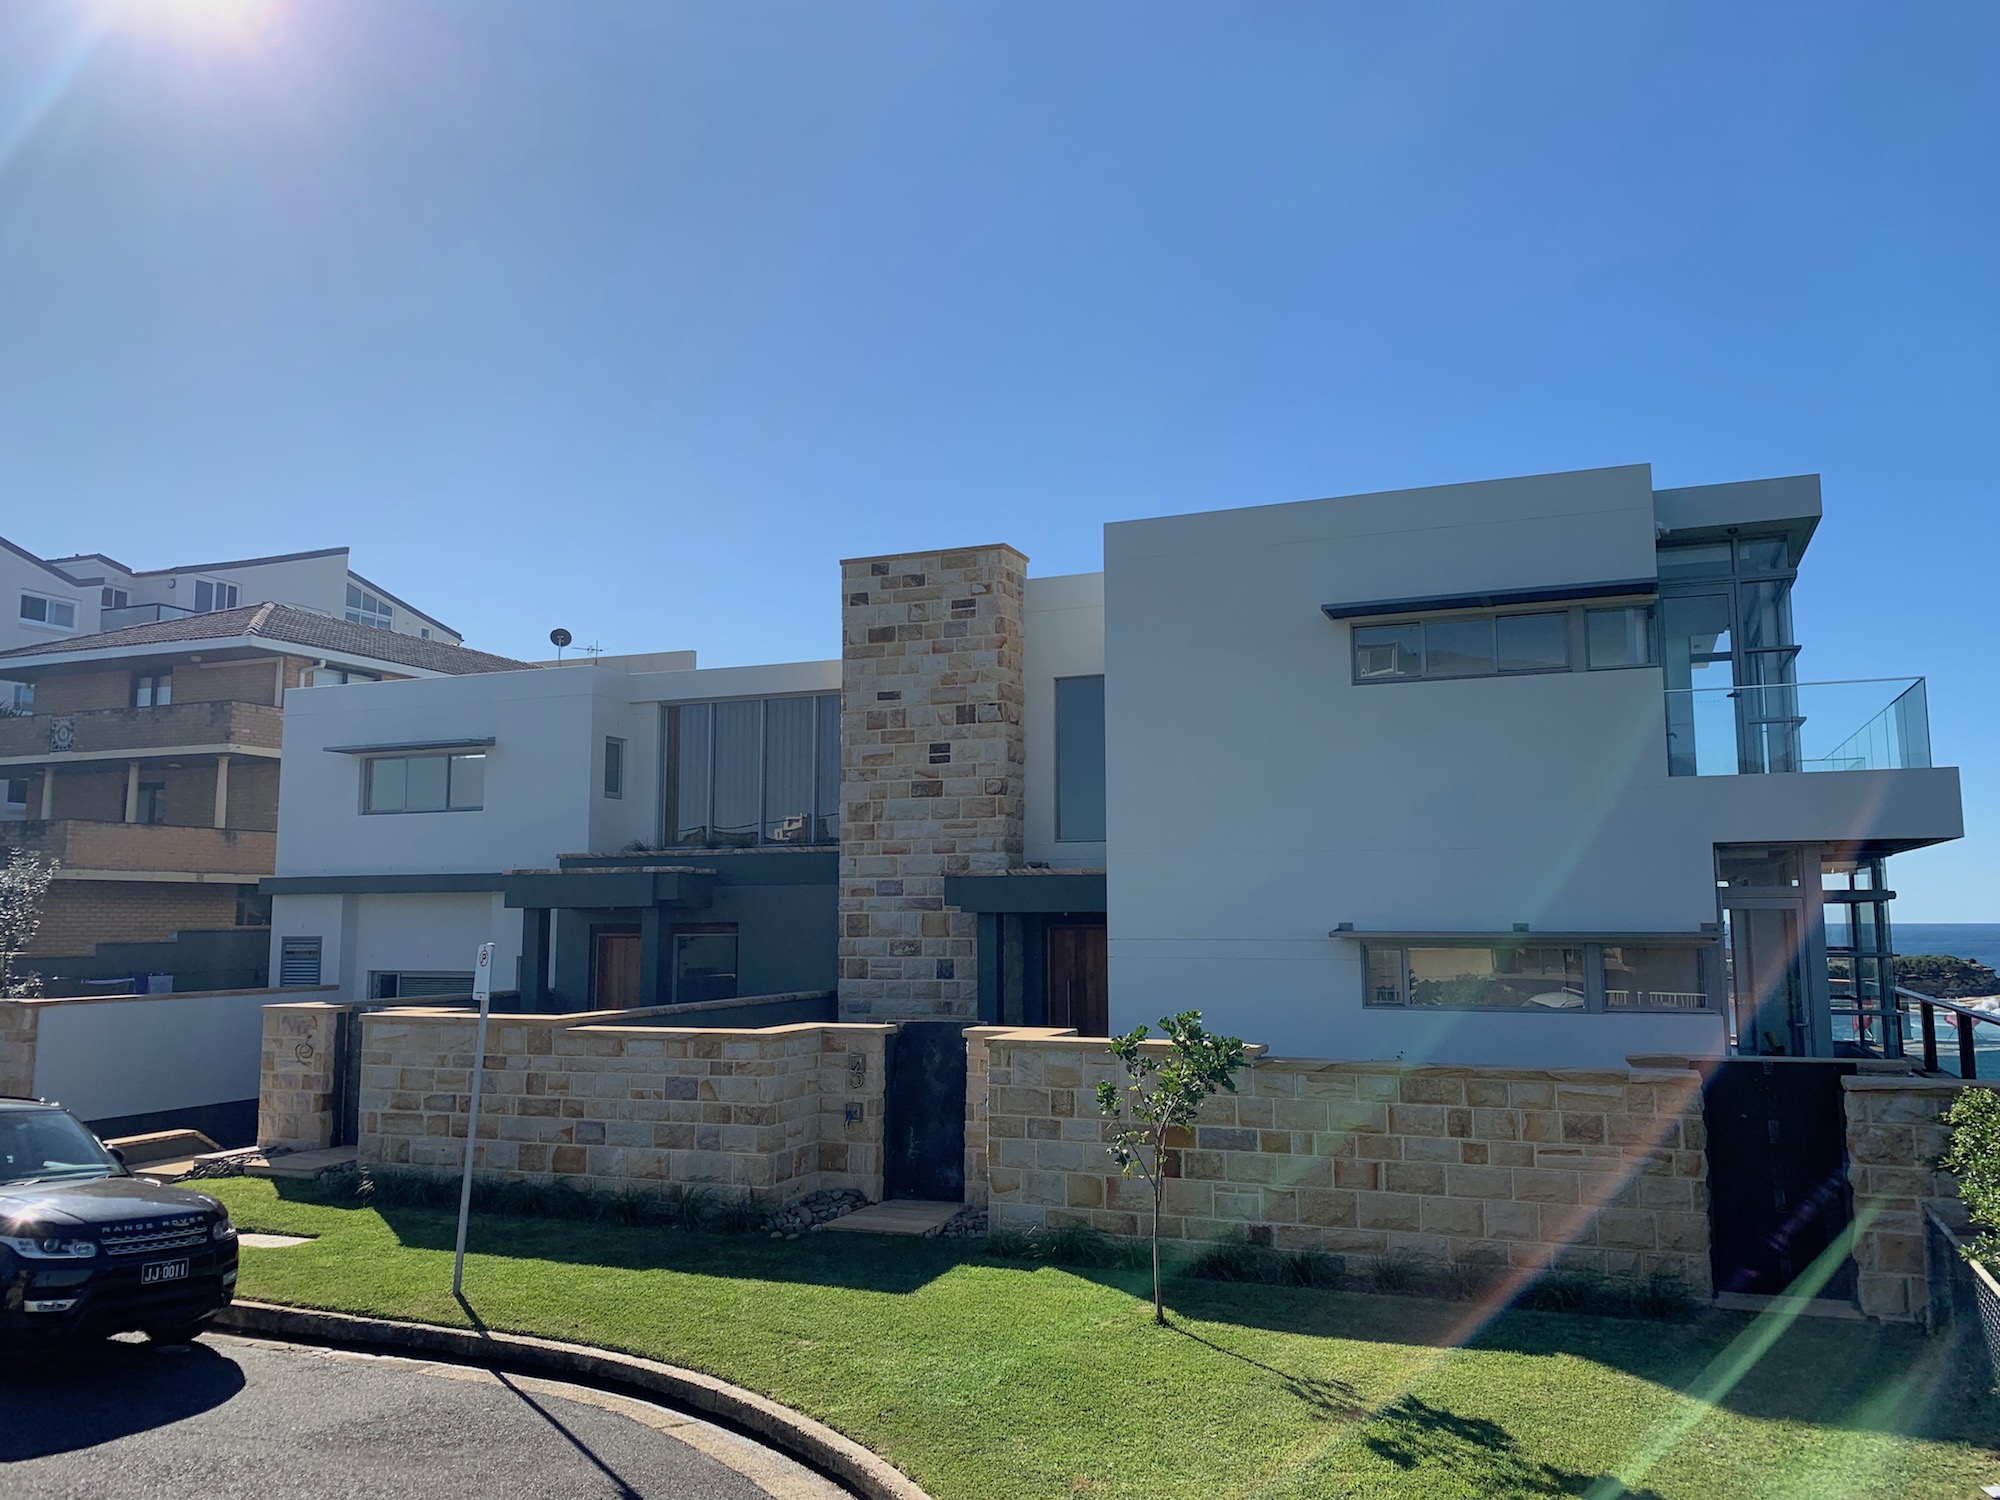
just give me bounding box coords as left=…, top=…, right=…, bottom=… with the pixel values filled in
left=1891, top=922, right=2000, bottom=970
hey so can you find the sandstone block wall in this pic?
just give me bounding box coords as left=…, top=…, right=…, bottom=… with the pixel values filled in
left=1842, top=1075, right=1995, bottom=1323
left=975, top=1031, right=1712, bottom=1292
left=837, top=545, right=1027, bottom=1020
left=355, top=1011, right=893, bottom=1203
left=257, top=1000, right=343, bottom=1151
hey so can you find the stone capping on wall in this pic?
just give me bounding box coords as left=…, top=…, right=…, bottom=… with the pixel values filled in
left=1841, top=1073, right=1997, bottom=1324
left=344, top=1005, right=896, bottom=1204
left=13, top=984, right=338, bottom=1010
left=968, top=1026, right=1713, bottom=1294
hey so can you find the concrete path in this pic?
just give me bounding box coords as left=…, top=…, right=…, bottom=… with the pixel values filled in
left=820, top=1200, right=960, bottom=1236
left=0, top=1333, right=847, bottom=1499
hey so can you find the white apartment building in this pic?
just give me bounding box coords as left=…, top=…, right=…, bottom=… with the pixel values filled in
left=261, top=465, right=1961, bottom=1071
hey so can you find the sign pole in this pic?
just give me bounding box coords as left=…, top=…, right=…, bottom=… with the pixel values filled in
left=452, top=941, right=496, bottom=1300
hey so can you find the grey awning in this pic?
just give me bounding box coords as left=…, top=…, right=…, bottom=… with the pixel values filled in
left=1321, top=579, right=1657, bottom=622
left=323, top=737, right=496, bottom=755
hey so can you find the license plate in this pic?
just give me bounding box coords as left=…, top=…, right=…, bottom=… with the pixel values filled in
left=142, top=1259, right=189, bottom=1285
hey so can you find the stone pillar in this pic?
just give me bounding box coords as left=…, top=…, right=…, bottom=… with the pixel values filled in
left=212, top=754, right=231, bottom=829
left=0, top=1001, right=39, bottom=1098
left=257, top=1001, right=344, bottom=1151
left=838, top=546, right=1027, bottom=1020
left=124, top=761, right=140, bottom=824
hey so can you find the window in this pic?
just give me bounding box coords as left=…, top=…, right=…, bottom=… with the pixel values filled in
left=132, top=671, right=172, bottom=708
left=345, top=584, right=392, bottom=629
left=363, top=752, right=485, bottom=813
left=1601, top=946, right=1705, bottom=1010
left=136, top=781, right=167, bottom=825
left=18, top=593, right=76, bottom=630
left=1363, top=945, right=1586, bottom=1010
left=307, top=668, right=380, bottom=687
left=192, top=579, right=239, bottom=613
left=101, top=587, right=129, bottom=609
left=1655, top=542, right=1733, bottom=580
left=1055, top=675, right=1106, bottom=842
left=235, top=887, right=271, bottom=928
left=5, top=682, right=32, bottom=715
left=1351, top=612, right=1570, bottom=683
left=1587, top=607, right=1655, bottom=669
left=664, top=695, right=843, bottom=847
left=3, top=777, right=26, bottom=810
left=371, top=972, right=475, bottom=1000
left=672, top=926, right=738, bottom=1004
left=603, top=736, right=625, bottom=799
left=278, top=937, right=323, bottom=987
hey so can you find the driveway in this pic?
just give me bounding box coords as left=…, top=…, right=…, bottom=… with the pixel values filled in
left=0, top=1333, right=847, bottom=1499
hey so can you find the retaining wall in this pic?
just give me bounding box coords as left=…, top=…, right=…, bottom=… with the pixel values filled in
left=972, top=1028, right=1712, bottom=1293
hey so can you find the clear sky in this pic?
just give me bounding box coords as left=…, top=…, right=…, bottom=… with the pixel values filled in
left=0, top=1, right=1994, bottom=918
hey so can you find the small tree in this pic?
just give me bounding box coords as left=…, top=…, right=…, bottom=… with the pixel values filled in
left=1096, top=1010, right=1247, bottom=1325
left=0, top=848, right=56, bottom=998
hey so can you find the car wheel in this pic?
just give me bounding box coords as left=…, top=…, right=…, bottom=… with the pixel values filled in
left=144, top=1318, right=213, bottom=1346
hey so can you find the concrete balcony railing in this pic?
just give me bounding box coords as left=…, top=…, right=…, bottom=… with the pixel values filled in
left=0, top=700, right=282, bottom=761
left=5, top=818, right=277, bottom=876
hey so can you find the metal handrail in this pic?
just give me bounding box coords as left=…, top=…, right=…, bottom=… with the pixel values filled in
left=1893, top=985, right=2000, bottom=1079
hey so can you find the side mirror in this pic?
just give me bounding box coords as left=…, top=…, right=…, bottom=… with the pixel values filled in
left=109, top=1147, right=127, bottom=1167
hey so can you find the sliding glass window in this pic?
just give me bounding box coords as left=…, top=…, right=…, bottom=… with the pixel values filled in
left=665, top=695, right=843, bottom=848
left=1351, top=611, right=1572, bottom=683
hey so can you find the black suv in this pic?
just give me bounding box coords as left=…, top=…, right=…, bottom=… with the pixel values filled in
left=1, top=1097, right=238, bottom=1343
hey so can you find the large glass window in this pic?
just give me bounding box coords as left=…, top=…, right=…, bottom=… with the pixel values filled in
left=665, top=695, right=843, bottom=848
left=1586, top=607, right=1655, bottom=669
left=1424, top=618, right=1494, bottom=677
left=1353, top=612, right=1578, bottom=684
left=345, top=584, right=393, bottom=629
left=192, top=579, right=239, bottom=613
left=1365, top=944, right=1617, bottom=1011
left=1055, top=675, right=1106, bottom=842
left=1353, top=624, right=1421, bottom=680
left=1495, top=613, right=1568, bottom=673
left=1602, top=946, right=1706, bottom=1010
left=363, top=753, right=485, bottom=813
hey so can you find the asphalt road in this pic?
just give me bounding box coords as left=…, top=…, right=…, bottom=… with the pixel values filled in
left=0, top=1333, right=848, bottom=1499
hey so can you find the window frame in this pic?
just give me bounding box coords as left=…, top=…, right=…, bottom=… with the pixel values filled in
left=345, top=583, right=394, bottom=630
left=603, top=736, right=625, bottom=799
left=1349, top=608, right=1580, bottom=685
left=1053, top=673, right=1107, bottom=843
left=18, top=592, right=77, bottom=631
left=360, top=751, right=486, bottom=815
left=192, top=578, right=240, bottom=614
left=131, top=670, right=173, bottom=708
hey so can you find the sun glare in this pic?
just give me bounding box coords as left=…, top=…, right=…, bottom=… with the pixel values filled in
left=118, top=0, right=284, bottom=47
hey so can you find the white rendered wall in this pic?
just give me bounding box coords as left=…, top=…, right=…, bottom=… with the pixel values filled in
left=1024, top=573, right=1107, bottom=869
left=33, top=990, right=280, bottom=1119
left=1, top=547, right=92, bottom=657
left=348, top=892, right=518, bottom=996
left=1101, top=464, right=1947, bottom=1067
left=130, top=552, right=350, bottom=619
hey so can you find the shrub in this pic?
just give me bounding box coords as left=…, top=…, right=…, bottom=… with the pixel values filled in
left=981, top=1227, right=1041, bottom=1261
left=1516, top=1267, right=1605, bottom=1312
left=1185, top=1236, right=1292, bottom=1285
left=1942, top=1087, right=2000, bottom=1269
left=332, top=1168, right=766, bottom=1234
left=1367, top=1251, right=1429, bottom=1296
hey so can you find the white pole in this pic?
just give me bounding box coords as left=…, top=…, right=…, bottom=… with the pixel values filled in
left=452, top=942, right=496, bottom=1300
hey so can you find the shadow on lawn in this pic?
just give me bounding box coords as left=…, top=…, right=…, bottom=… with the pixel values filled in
left=1159, top=1275, right=2000, bottom=1451
left=1361, top=1395, right=1669, bottom=1499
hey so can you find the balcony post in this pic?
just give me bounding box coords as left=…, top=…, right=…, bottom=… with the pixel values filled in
left=38, top=766, right=53, bottom=821
left=123, top=760, right=140, bottom=823
left=213, top=754, right=231, bottom=829
left=1921, top=1000, right=1939, bottom=1073
left=1959, top=1013, right=1978, bottom=1081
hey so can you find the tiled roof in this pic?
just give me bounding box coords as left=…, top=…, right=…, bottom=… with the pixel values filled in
left=0, top=603, right=533, bottom=676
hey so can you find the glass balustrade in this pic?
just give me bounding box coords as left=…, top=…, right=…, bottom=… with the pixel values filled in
left=1663, top=677, right=1930, bottom=777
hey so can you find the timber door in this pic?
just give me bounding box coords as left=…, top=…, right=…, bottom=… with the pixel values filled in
left=1045, top=920, right=1109, bottom=1035
left=590, top=928, right=643, bottom=1009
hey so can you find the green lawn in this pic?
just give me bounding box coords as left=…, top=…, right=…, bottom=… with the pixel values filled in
left=207, top=1178, right=1998, bottom=1500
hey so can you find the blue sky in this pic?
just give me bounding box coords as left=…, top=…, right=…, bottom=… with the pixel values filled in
left=0, top=2, right=1994, bottom=918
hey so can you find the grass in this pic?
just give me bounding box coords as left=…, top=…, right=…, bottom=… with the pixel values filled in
left=207, top=1177, right=1999, bottom=1500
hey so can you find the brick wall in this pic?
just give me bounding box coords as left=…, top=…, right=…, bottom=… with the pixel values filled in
left=837, top=545, right=1027, bottom=1021
left=257, top=1001, right=343, bottom=1151
left=354, top=1007, right=891, bottom=1203
left=28, top=880, right=241, bottom=957
left=33, top=669, right=131, bottom=715
left=1842, top=1075, right=1995, bottom=1323
left=975, top=1030, right=1712, bottom=1293
left=178, top=657, right=281, bottom=706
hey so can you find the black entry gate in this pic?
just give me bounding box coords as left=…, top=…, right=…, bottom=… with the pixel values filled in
left=1702, top=1059, right=1858, bottom=1300
left=882, top=1022, right=969, bottom=1201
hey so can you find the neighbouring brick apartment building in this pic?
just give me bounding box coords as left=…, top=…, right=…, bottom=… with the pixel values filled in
left=0, top=536, right=525, bottom=992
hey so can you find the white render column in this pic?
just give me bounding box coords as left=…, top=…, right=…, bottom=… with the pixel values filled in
left=124, top=760, right=140, bottom=823
left=38, top=766, right=53, bottom=821
left=213, top=754, right=231, bottom=829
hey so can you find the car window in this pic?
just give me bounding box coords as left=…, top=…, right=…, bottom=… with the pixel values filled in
left=0, top=1112, right=119, bottom=1185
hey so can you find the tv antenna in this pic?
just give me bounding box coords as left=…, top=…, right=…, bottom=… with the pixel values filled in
left=582, top=641, right=604, bottom=662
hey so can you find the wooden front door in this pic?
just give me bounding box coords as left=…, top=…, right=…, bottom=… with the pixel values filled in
left=1045, top=920, right=1109, bottom=1035
left=591, top=929, right=643, bottom=1009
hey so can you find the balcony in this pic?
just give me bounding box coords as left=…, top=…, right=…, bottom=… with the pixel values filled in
left=99, top=603, right=196, bottom=631
left=0, top=701, right=283, bottom=763
left=7, top=819, right=276, bottom=878
left=1664, top=677, right=1931, bottom=778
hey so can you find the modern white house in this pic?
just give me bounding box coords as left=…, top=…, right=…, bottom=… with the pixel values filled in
left=260, top=465, right=1961, bottom=1070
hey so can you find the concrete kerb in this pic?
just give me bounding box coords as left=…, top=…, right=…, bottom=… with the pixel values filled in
left=213, top=1300, right=933, bottom=1500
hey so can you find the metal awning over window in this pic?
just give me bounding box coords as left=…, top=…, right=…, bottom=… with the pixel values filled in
left=1321, top=579, right=1657, bottom=622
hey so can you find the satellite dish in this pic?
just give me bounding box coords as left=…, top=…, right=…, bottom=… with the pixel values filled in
left=549, top=628, right=572, bottom=648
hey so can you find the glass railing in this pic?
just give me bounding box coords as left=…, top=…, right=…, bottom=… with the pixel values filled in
left=100, top=603, right=196, bottom=631
left=1664, top=677, right=1930, bottom=777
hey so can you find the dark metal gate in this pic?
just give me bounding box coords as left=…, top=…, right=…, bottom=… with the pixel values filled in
left=882, top=1022, right=969, bottom=1202
left=1702, top=1059, right=1858, bottom=1299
